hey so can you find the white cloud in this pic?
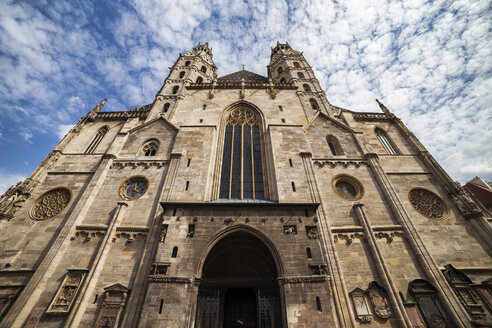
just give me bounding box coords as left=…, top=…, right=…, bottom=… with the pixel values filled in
left=57, top=124, right=74, bottom=140
left=0, top=0, right=490, bottom=184
left=0, top=170, right=25, bottom=195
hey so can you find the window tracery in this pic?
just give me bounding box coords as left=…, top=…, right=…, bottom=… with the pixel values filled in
left=219, top=106, right=265, bottom=200
left=142, top=140, right=159, bottom=156
left=409, top=188, right=447, bottom=219
left=375, top=128, right=400, bottom=155
left=85, top=127, right=108, bottom=154
left=309, top=98, right=319, bottom=110
left=297, top=72, right=305, bottom=79
left=303, top=84, right=311, bottom=92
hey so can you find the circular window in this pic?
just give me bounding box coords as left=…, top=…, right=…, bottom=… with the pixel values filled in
left=408, top=188, right=447, bottom=219
left=332, top=175, right=363, bottom=200
left=30, top=188, right=71, bottom=221
left=119, top=176, right=149, bottom=200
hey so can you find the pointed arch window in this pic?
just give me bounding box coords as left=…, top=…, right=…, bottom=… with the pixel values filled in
left=326, top=135, right=344, bottom=156
left=309, top=98, right=319, bottom=110
left=277, top=66, right=283, bottom=75
left=85, top=126, right=108, bottom=154
left=375, top=128, right=400, bottom=154
left=179, top=71, right=185, bottom=78
left=172, top=86, right=179, bottom=94
left=293, top=62, right=301, bottom=68
left=142, top=140, right=159, bottom=156
left=196, top=76, right=203, bottom=84
left=163, top=103, right=170, bottom=113
left=219, top=106, right=265, bottom=200
left=201, top=66, right=207, bottom=73
left=185, top=61, right=190, bottom=67
left=303, top=84, right=311, bottom=92
left=297, top=72, right=305, bottom=79
left=280, top=77, right=286, bottom=83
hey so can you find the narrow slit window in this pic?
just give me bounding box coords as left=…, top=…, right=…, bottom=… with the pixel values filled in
left=185, top=181, right=189, bottom=191
left=93, top=294, right=98, bottom=304
left=85, top=127, right=108, bottom=154
left=172, top=86, right=179, bottom=94
left=281, top=118, right=285, bottom=123
left=316, top=297, right=322, bottom=312
left=307, top=247, right=312, bottom=258
left=219, top=105, right=265, bottom=200
left=289, top=159, right=293, bottom=167
left=171, top=246, right=178, bottom=258
left=187, top=159, right=191, bottom=167
left=291, top=181, right=296, bottom=192
left=199, top=119, right=203, bottom=123
left=159, top=299, right=164, bottom=314
left=279, top=105, right=283, bottom=111
left=172, top=208, right=177, bottom=216
left=202, top=105, right=206, bottom=110
left=196, top=76, right=203, bottom=84
left=328, top=143, right=337, bottom=156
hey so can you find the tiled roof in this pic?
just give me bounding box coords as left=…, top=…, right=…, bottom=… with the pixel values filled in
left=218, top=70, right=269, bottom=83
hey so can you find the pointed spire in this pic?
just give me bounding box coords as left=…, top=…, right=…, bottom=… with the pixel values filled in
left=87, top=98, right=107, bottom=120
left=376, top=99, right=391, bottom=116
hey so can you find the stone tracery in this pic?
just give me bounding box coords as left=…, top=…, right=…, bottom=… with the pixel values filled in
left=409, top=188, right=446, bottom=219
left=30, top=188, right=71, bottom=221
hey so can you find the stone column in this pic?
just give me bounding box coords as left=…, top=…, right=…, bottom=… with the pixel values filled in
left=300, top=152, right=357, bottom=327
left=365, top=153, right=473, bottom=328
left=4, top=155, right=115, bottom=328
left=66, top=201, right=129, bottom=327
left=353, top=203, right=412, bottom=327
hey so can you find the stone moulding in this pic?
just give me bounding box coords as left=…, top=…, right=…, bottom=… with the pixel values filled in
left=147, top=276, right=192, bottom=284
left=352, top=112, right=390, bottom=121
left=333, top=232, right=364, bottom=245
left=110, top=160, right=169, bottom=169
left=278, top=275, right=329, bottom=284
left=313, top=159, right=369, bottom=169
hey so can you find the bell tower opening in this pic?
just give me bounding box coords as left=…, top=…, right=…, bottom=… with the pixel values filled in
left=195, top=230, right=283, bottom=328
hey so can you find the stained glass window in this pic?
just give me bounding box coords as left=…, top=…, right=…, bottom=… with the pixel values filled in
left=219, top=106, right=265, bottom=199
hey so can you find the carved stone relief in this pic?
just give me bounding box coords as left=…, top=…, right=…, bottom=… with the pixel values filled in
left=309, top=264, right=327, bottom=275
left=305, top=226, right=318, bottom=239
left=149, top=262, right=170, bottom=275
left=367, top=281, right=392, bottom=319
left=159, top=224, right=168, bottom=243
left=30, top=188, right=71, bottom=221
left=0, top=178, right=38, bottom=220
left=47, top=270, right=86, bottom=314
left=409, top=279, right=451, bottom=328
left=283, top=225, right=297, bottom=235
left=408, top=188, right=447, bottom=219
left=94, top=284, right=129, bottom=328
left=349, top=288, right=372, bottom=323
left=333, top=232, right=364, bottom=245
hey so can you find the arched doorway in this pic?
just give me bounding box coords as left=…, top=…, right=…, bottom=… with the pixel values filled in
left=195, top=230, right=282, bottom=328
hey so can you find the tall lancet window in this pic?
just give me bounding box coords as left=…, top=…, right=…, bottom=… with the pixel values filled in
left=375, top=128, right=400, bottom=155
left=219, top=106, right=264, bottom=200
left=85, top=126, right=108, bottom=154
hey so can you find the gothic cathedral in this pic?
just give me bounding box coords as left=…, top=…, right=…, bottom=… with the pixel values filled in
left=0, top=42, right=491, bottom=328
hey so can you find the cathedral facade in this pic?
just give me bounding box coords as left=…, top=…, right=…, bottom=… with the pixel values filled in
left=0, top=42, right=491, bottom=328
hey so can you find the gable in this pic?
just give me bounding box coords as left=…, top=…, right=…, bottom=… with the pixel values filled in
left=121, top=118, right=177, bottom=157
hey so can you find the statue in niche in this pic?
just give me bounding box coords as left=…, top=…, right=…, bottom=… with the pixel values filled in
left=306, top=226, right=318, bottom=239
left=367, top=281, right=392, bottom=319
left=283, top=225, right=297, bottom=235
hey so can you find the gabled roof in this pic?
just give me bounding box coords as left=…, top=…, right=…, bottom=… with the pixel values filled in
left=218, top=70, right=269, bottom=83
left=303, top=111, right=356, bottom=133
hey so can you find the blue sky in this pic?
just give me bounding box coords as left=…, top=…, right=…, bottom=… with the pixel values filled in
left=0, top=0, right=491, bottom=193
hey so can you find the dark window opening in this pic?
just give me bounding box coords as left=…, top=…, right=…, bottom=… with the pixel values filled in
left=294, top=62, right=300, bottom=68
left=277, top=66, right=283, bottom=74
left=328, top=142, right=337, bottom=156
left=316, top=297, right=322, bottom=312
left=303, top=84, right=311, bottom=92
left=280, top=77, right=286, bottom=83
left=172, top=86, right=179, bottom=94
left=159, top=299, right=164, bottom=314
left=281, top=118, right=285, bottom=123
left=196, top=76, right=203, bottom=84
left=187, top=158, right=191, bottom=167
left=172, top=246, right=178, bottom=258
left=203, top=105, right=206, bottom=110
left=199, top=119, right=203, bottom=123
left=297, top=72, right=305, bottom=79
left=185, top=181, right=190, bottom=191
left=279, top=105, right=283, bottom=111
left=307, top=247, right=312, bottom=258
left=291, top=181, right=296, bottom=192
left=289, top=159, right=293, bottom=167
left=179, top=71, right=185, bottom=78
left=172, top=208, right=177, bottom=216
left=201, top=66, right=207, bottom=73
left=309, top=98, right=319, bottom=110
left=163, top=103, right=170, bottom=113
left=376, top=128, right=400, bottom=155
left=93, top=294, right=98, bottom=304
left=185, top=61, right=190, bottom=67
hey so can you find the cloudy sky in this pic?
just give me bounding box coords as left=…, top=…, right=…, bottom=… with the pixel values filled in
left=0, top=0, right=491, bottom=193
